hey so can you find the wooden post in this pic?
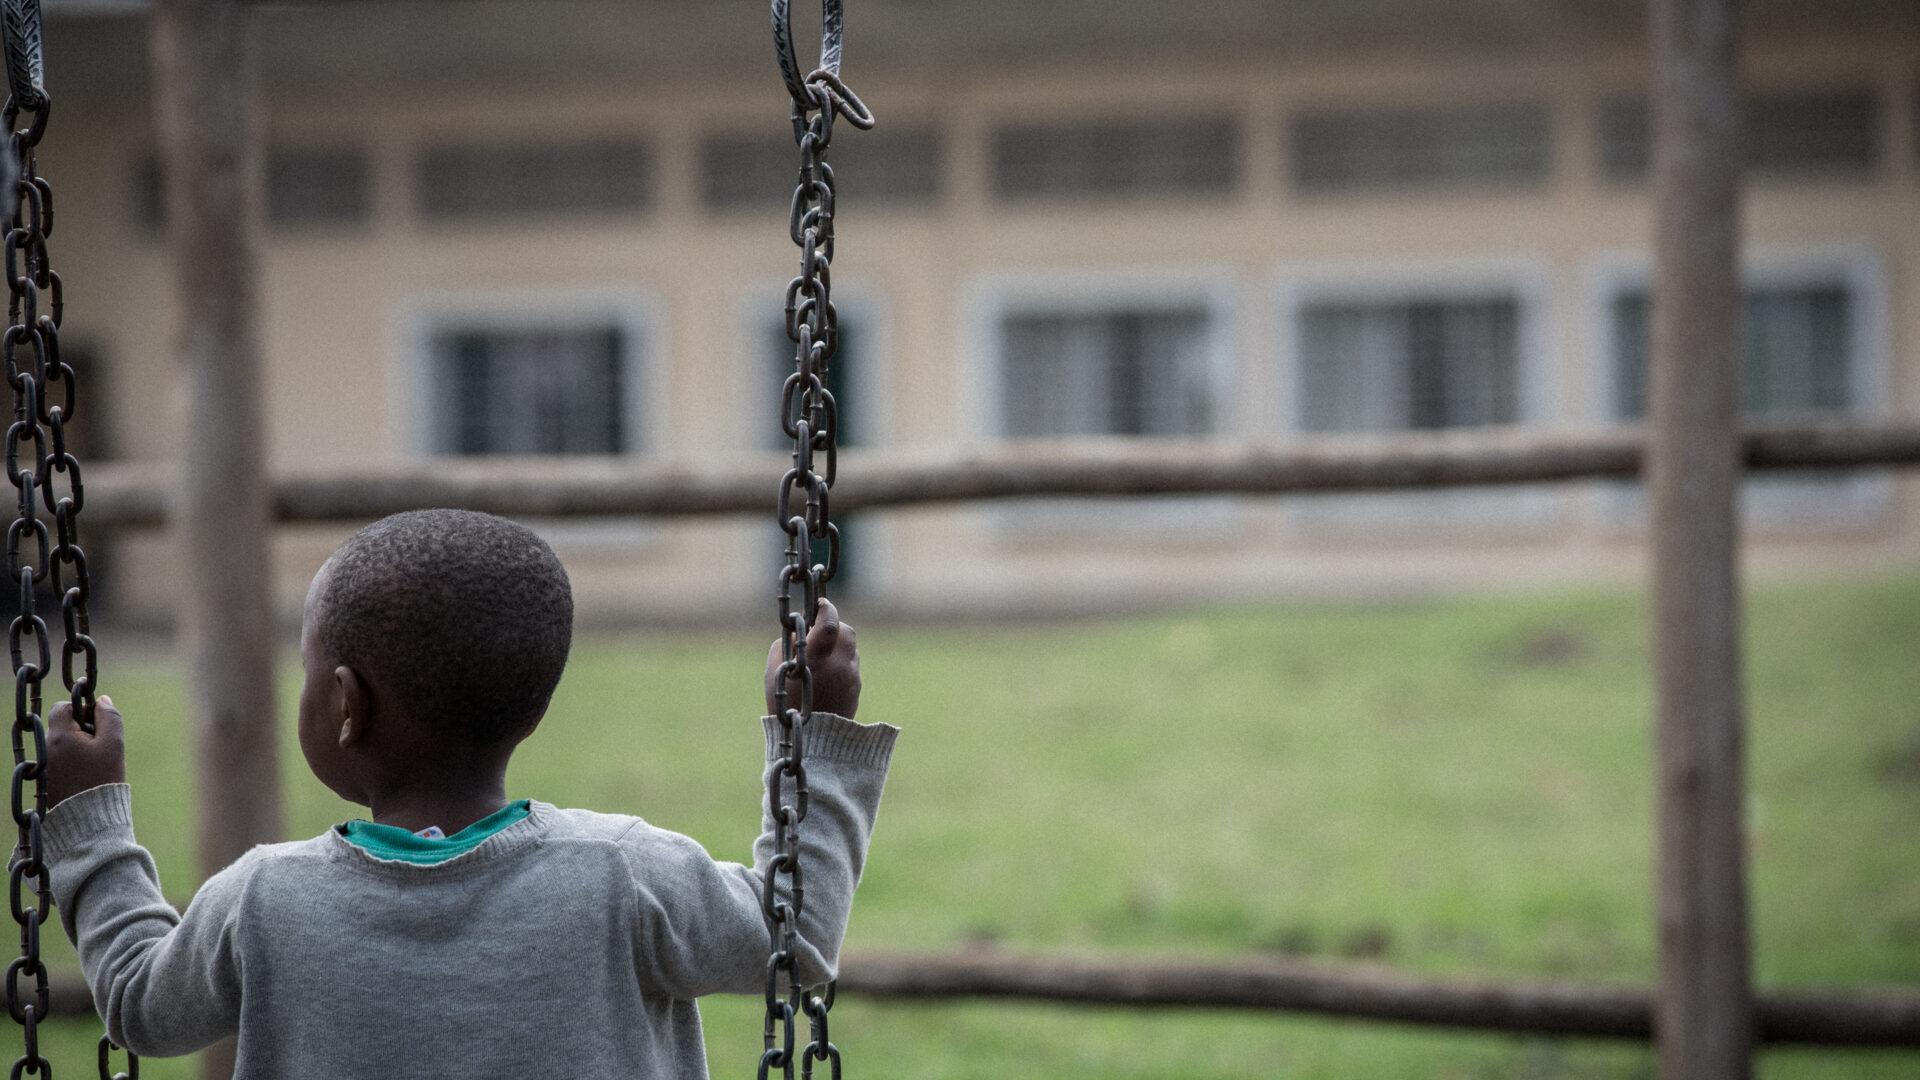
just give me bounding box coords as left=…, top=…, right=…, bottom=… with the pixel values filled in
left=151, top=1, right=279, bottom=1076
left=1648, top=0, right=1752, bottom=1077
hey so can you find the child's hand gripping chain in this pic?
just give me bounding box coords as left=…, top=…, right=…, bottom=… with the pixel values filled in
left=44, top=696, right=126, bottom=810
left=765, top=598, right=861, bottom=720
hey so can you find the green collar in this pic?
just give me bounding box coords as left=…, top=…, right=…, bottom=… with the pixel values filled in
left=337, top=800, right=533, bottom=865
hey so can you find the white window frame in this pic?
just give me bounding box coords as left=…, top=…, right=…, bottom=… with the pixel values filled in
left=1272, top=256, right=1564, bottom=535
left=965, top=268, right=1241, bottom=537
left=1585, top=243, right=1891, bottom=531
left=970, top=268, right=1240, bottom=443
left=391, top=288, right=660, bottom=549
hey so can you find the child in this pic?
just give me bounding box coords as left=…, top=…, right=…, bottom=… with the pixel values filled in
left=37, top=508, right=895, bottom=1079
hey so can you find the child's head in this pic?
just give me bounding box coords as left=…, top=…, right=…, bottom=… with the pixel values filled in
left=298, top=509, right=573, bottom=800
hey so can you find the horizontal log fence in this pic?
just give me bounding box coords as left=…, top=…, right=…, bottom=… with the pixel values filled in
left=834, top=952, right=1920, bottom=1046
left=49, top=417, right=1920, bottom=1055
left=37, top=951, right=1920, bottom=1045
left=77, top=419, right=1920, bottom=527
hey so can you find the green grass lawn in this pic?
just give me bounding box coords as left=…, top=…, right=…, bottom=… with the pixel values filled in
left=20, top=572, right=1920, bottom=1078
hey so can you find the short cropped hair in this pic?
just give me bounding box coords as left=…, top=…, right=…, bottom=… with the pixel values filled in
left=317, top=509, right=574, bottom=745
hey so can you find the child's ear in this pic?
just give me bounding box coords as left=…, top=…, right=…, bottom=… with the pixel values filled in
left=334, top=665, right=371, bottom=748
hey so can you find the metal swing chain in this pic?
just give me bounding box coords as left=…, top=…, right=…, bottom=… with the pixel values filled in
left=761, top=3, right=872, bottom=1080
left=0, top=3, right=132, bottom=1079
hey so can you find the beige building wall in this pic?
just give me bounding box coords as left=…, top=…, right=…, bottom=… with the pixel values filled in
left=44, top=19, right=1920, bottom=624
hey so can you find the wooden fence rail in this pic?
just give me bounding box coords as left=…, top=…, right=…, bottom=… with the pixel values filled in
left=43, top=951, right=1920, bottom=1045
left=829, top=952, right=1920, bottom=1047
left=51, top=417, right=1920, bottom=1054
left=78, top=419, right=1920, bottom=527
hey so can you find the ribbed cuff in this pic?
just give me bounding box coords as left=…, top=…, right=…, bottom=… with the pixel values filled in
left=761, top=713, right=898, bottom=769
left=42, top=783, right=134, bottom=856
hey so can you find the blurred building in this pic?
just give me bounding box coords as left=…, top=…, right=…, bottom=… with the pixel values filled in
left=37, top=0, right=1920, bottom=622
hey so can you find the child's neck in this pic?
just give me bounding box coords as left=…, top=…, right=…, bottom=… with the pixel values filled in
left=366, top=782, right=510, bottom=836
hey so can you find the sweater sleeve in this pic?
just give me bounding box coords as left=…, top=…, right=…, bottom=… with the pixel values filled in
left=624, top=712, right=896, bottom=999
left=39, top=783, right=244, bottom=1057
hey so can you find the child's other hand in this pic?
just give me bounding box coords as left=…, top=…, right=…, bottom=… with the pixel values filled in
left=765, top=599, right=861, bottom=720
left=44, top=695, right=126, bottom=809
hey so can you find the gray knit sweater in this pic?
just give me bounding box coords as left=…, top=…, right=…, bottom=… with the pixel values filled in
left=41, top=712, right=896, bottom=1080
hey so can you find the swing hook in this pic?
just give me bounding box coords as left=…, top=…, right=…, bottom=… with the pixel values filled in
left=771, top=0, right=841, bottom=111
left=772, top=0, right=875, bottom=132
left=0, top=0, right=45, bottom=119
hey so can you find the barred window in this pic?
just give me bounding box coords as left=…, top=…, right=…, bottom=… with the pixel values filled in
left=1285, top=293, right=1550, bottom=533
left=1596, top=96, right=1650, bottom=182
left=1289, top=103, right=1551, bottom=192
left=992, top=116, right=1238, bottom=198
left=130, top=152, right=164, bottom=236
left=1597, top=89, right=1880, bottom=183
left=417, top=139, right=651, bottom=220
left=701, top=126, right=942, bottom=210
left=427, top=325, right=632, bottom=455
left=137, top=146, right=372, bottom=233
left=1298, top=299, right=1520, bottom=432
left=1000, top=308, right=1217, bottom=438
left=267, top=145, right=370, bottom=228
left=1746, top=90, right=1880, bottom=175
left=1611, top=286, right=1854, bottom=421
left=1608, top=278, right=1874, bottom=516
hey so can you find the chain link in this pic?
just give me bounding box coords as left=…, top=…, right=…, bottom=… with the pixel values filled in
left=0, top=5, right=131, bottom=1073
left=762, top=4, right=873, bottom=1079
left=93, top=1038, right=131, bottom=1080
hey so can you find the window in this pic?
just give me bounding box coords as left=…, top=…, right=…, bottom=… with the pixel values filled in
left=1596, top=96, right=1650, bottom=183
left=992, top=116, right=1238, bottom=199
left=1596, top=89, right=1880, bottom=183
left=1745, top=90, right=1880, bottom=175
left=1297, top=298, right=1521, bottom=431
left=999, top=309, right=1218, bottom=438
left=1281, top=283, right=1551, bottom=534
left=130, top=152, right=164, bottom=236
left=267, top=145, right=370, bottom=229
left=698, top=135, right=784, bottom=211
left=1610, top=286, right=1854, bottom=422
left=425, top=325, right=632, bottom=455
left=417, top=139, right=651, bottom=220
left=134, top=145, right=371, bottom=234
left=701, top=126, right=942, bottom=210
left=984, top=287, right=1233, bottom=537
left=1602, top=270, right=1884, bottom=524
left=1289, top=103, right=1551, bottom=193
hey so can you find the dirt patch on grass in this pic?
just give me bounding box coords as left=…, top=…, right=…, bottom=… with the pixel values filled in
left=1877, top=729, right=1920, bottom=784
left=1504, top=626, right=1591, bottom=667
